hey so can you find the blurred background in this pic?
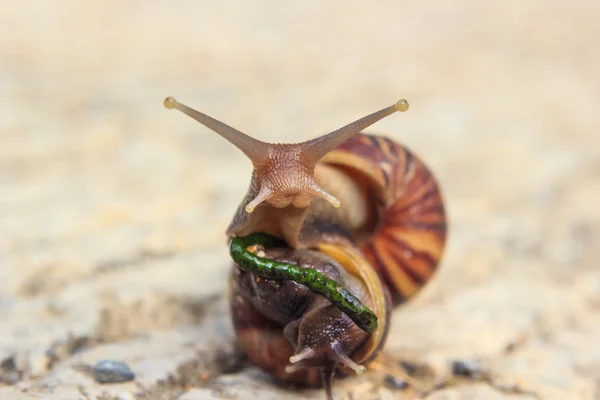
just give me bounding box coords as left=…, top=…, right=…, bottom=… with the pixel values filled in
left=1, top=1, right=599, bottom=399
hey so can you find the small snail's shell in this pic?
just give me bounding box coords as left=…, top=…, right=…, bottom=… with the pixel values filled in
left=229, top=245, right=383, bottom=386
left=317, top=242, right=391, bottom=368
left=321, top=134, right=447, bottom=304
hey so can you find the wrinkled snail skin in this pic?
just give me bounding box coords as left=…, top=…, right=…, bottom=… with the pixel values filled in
left=163, top=97, right=447, bottom=400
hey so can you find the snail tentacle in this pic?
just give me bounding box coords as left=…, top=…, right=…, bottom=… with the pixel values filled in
left=321, top=362, right=336, bottom=400
left=163, top=97, right=268, bottom=162
left=165, top=97, right=409, bottom=226
left=301, top=99, right=409, bottom=164
left=287, top=342, right=366, bottom=376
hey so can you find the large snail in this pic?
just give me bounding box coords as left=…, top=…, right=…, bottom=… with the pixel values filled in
left=164, top=96, right=447, bottom=399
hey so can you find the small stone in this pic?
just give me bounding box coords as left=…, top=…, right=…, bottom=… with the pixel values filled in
left=399, top=361, right=418, bottom=376
left=451, top=360, right=483, bottom=379
left=93, top=360, right=135, bottom=384
left=0, top=356, right=21, bottom=385
left=384, top=374, right=409, bottom=390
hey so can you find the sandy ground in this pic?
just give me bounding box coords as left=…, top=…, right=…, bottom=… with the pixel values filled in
left=1, top=1, right=599, bottom=399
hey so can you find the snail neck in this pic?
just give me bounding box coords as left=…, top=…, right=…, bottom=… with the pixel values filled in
left=227, top=164, right=373, bottom=248
left=227, top=203, right=309, bottom=247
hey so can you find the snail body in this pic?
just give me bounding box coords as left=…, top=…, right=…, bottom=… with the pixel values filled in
left=164, top=97, right=447, bottom=399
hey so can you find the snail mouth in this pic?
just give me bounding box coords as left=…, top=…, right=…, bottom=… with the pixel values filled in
left=248, top=186, right=339, bottom=212
left=290, top=191, right=314, bottom=208
left=263, top=191, right=309, bottom=209
left=247, top=188, right=320, bottom=211
left=270, top=190, right=324, bottom=209
left=266, top=195, right=294, bottom=209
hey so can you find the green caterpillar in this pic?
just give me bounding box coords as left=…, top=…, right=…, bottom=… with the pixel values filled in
left=229, top=233, right=378, bottom=333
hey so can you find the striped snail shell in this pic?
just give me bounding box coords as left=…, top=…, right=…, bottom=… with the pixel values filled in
left=164, top=97, right=447, bottom=400
left=321, top=134, right=447, bottom=304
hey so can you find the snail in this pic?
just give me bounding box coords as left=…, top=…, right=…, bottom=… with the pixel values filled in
left=164, top=96, right=447, bottom=399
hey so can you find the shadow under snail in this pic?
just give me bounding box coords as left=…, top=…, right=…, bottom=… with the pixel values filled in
left=164, top=96, right=447, bottom=399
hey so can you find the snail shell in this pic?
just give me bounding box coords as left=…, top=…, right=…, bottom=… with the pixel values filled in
left=321, top=134, right=447, bottom=304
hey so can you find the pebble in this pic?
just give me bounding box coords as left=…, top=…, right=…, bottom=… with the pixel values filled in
left=93, top=360, right=135, bottom=384
left=451, top=360, right=483, bottom=379
left=0, top=356, right=21, bottom=385
left=384, top=374, right=409, bottom=390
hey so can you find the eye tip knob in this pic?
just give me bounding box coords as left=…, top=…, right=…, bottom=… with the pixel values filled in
left=395, top=99, right=409, bottom=112
left=164, top=96, right=177, bottom=109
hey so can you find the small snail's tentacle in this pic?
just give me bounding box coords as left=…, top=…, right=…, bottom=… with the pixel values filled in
left=301, top=100, right=409, bottom=164
left=284, top=363, right=303, bottom=375
left=286, top=342, right=366, bottom=379
left=320, top=363, right=336, bottom=400
left=230, top=233, right=378, bottom=333
left=163, top=97, right=268, bottom=163
left=289, top=347, right=315, bottom=364
left=330, top=342, right=366, bottom=375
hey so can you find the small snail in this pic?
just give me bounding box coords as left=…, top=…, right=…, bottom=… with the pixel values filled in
left=164, top=96, right=447, bottom=399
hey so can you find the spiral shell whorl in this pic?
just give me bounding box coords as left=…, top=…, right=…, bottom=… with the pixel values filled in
left=322, top=135, right=447, bottom=304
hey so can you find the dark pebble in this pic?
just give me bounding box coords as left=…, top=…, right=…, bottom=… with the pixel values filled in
left=0, top=356, right=21, bottom=385
left=451, top=360, right=483, bottom=379
left=399, top=361, right=418, bottom=375
left=384, top=374, right=408, bottom=390
left=93, top=360, right=135, bottom=384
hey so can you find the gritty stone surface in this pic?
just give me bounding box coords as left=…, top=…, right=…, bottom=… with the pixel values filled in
left=1, top=1, right=599, bottom=399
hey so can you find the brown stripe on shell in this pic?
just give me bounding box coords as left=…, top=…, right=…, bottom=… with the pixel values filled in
left=322, top=134, right=447, bottom=304
left=377, top=232, right=435, bottom=282
left=368, top=236, right=422, bottom=299
left=362, top=242, right=404, bottom=302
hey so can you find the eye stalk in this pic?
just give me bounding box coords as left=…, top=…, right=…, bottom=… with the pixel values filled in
left=164, top=96, right=409, bottom=213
